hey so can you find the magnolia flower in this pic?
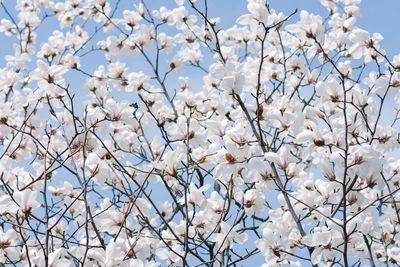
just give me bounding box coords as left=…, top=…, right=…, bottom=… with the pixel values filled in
left=256, top=223, right=290, bottom=264
left=302, top=230, right=331, bottom=248
left=157, top=243, right=184, bottom=265
left=349, top=28, right=383, bottom=62
left=31, top=60, right=67, bottom=84
left=179, top=183, right=210, bottom=207
left=301, top=227, right=344, bottom=265
left=171, top=6, right=197, bottom=30
left=388, top=247, right=400, bottom=264
left=102, top=98, right=135, bottom=123
left=247, top=0, right=269, bottom=23
left=247, top=157, right=275, bottom=190
left=205, top=191, right=228, bottom=222
left=0, top=19, right=17, bottom=36
left=220, top=72, right=246, bottom=95
left=315, top=77, right=343, bottom=104
left=13, top=189, right=40, bottom=215
left=210, top=221, right=248, bottom=251
left=190, top=210, right=212, bottom=234
left=242, top=189, right=265, bottom=215
left=48, top=248, right=70, bottom=267
left=264, top=147, right=292, bottom=170
left=286, top=10, right=324, bottom=40
left=18, top=11, right=40, bottom=28
left=0, top=229, right=17, bottom=262
left=157, top=201, right=173, bottom=220
left=162, top=150, right=182, bottom=177
left=0, top=195, right=17, bottom=215
left=127, top=71, right=149, bottom=91
left=122, top=9, right=142, bottom=30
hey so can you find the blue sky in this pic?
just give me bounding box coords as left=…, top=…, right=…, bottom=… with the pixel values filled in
left=1, top=0, right=400, bottom=266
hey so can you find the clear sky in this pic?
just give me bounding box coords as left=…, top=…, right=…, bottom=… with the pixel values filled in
left=0, top=1, right=399, bottom=266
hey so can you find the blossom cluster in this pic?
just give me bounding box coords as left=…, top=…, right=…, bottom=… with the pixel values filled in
left=1, top=0, right=400, bottom=266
